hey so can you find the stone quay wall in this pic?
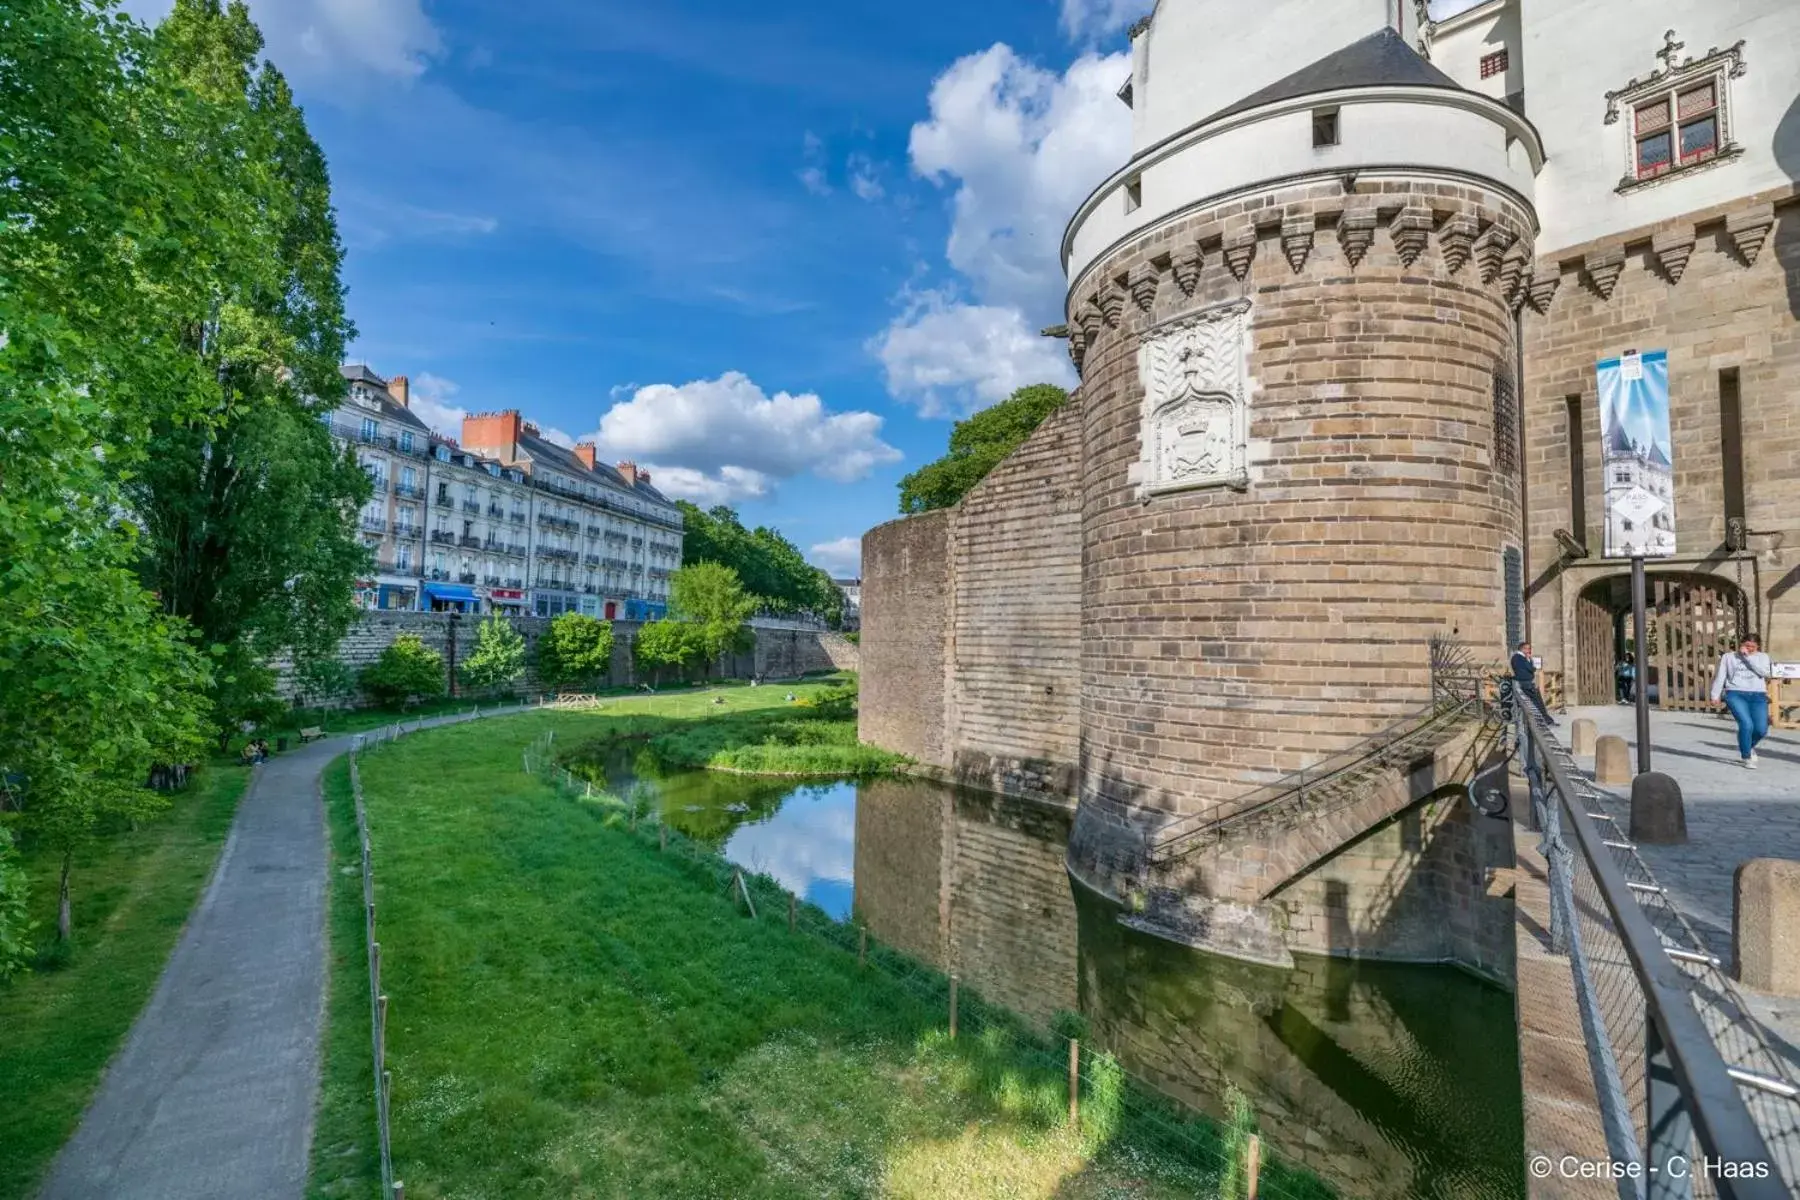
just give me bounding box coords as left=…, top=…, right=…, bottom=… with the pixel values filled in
left=276, top=611, right=856, bottom=706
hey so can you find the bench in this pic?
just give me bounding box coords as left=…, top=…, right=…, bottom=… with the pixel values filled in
left=298, top=727, right=326, bottom=744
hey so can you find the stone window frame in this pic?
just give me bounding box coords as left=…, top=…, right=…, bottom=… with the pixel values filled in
left=1603, top=35, right=1746, bottom=194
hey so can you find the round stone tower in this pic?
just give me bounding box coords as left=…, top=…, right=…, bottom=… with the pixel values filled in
left=1065, top=2, right=1543, bottom=826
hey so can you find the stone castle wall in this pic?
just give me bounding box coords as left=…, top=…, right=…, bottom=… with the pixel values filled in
left=859, top=509, right=951, bottom=765
left=1074, top=178, right=1526, bottom=821
left=277, top=611, right=855, bottom=706
left=1521, top=186, right=1800, bottom=690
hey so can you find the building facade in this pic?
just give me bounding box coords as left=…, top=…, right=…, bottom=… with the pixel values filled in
left=860, top=0, right=1799, bottom=818
left=325, top=366, right=682, bottom=618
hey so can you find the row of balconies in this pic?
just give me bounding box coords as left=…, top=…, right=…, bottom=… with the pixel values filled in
left=539, top=514, right=580, bottom=534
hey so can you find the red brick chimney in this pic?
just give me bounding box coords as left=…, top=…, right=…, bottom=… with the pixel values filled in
left=573, top=443, right=597, bottom=470
left=388, top=375, right=410, bottom=408
left=617, top=460, right=638, bottom=487
left=461, top=410, right=522, bottom=456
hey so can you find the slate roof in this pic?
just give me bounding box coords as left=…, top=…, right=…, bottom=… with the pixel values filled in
left=517, top=430, right=674, bottom=507
left=339, top=363, right=431, bottom=434
left=1206, top=27, right=1464, bottom=124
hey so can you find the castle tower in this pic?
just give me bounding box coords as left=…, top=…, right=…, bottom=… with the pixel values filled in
left=1066, top=3, right=1543, bottom=824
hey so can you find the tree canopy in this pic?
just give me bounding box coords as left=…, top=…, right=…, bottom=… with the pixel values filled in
left=676, top=503, right=843, bottom=625
left=461, top=614, right=529, bottom=695
left=897, top=384, right=1068, bottom=514
left=668, top=563, right=757, bottom=673
left=536, top=613, right=613, bottom=692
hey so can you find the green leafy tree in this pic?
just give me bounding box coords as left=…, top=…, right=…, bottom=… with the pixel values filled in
left=461, top=614, right=529, bottom=695
left=537, top=613, right=615, bottom=692
left=121, top=0, right=371, bottom=750
left=675, top=503, right=844, bottom=624
left=633, top=621, right=708, bottom=687
left=1, top=0, right=215, bottom=942
left=669, top=563, right=757, bottom=675
left=360, top=635, right=446, bottom=708
left=294, top=656, right=356, bottom=712
left=898, top=383, right=1068, bottom=514
left=0, top=827, right=32, bottom=983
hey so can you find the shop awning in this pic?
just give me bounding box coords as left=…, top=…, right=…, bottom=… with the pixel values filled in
left=423, top=583, right=478, bottom=602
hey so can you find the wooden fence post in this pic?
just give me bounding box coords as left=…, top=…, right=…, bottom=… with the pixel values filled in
left=393, top=1183, right=404, bottom=1200
left=371, top=942, right=381, bottom=994
left=949, top=975, right=959, bottom=1040
left=1245, top=1133, right=1261, bottom=1200
left=1068, top=1039, right=1080, bottom=1125
left=378, top=994, right=389, bottom=1068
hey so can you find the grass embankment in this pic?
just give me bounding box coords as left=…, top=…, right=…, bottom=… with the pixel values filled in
left=310, top=702, right=1271, bottom=1199
left=0, top=764, right=251, bottom=1200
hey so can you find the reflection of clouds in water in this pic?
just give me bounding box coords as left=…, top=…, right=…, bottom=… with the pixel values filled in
left=724, top=783, right=856, bottom=918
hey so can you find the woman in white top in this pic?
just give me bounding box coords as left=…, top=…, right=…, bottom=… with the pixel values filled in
left=1710, top=632, right=1773, bottom=768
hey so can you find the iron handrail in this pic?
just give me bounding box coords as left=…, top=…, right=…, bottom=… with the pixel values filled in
left=1514, top=701, right=1785, bottom=1198
left=1148, top=694, right=1482, bottom=864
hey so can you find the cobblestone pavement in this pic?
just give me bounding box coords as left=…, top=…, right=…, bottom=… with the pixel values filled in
left=1562, top=703, right=1800, bottom=1063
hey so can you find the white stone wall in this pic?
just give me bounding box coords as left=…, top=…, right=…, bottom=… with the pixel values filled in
left=1517, top=0, right=1800, bottom=254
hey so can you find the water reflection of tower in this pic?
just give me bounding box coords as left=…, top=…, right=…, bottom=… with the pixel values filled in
left=1602, top=418, right=1675, bottom=555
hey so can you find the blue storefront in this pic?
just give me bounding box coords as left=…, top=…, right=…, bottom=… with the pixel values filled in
left=423, top=582, right=479, bottom=613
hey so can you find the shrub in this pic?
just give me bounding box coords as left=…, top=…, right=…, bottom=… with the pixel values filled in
left=360, top=634, right=446, bottom=707
left=633, top=620, right=707, bottom=686
left=811, top=678, right=857, bottom=721
left=0, top=825, right=31, bottom=984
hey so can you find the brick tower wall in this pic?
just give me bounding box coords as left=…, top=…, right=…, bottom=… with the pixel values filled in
left=1074, top=179, right=1530, bottom=821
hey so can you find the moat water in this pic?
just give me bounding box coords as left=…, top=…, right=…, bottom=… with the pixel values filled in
left=575, top=745, right=1525, bottom=1200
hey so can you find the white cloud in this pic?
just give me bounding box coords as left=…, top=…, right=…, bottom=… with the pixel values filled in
left=798, top=166, right=832, bottom=196
left=540, top=427, right=577, bottom=450
left=908, top=44, right=1130, bottom=317
left=120, top=0, right=442, bottom=81
left=407, top=372, right=467, bottom=439
left=874, top=43, right=1125, bottom=414
left=1058, top=0, right=1153, bottom=42
left=847, top=154, right=885, bottom=202
left=809, top=537, right=862, bottom=578
left=872, top=291, right=1074, bottom=418
left=584, top=371, right=902, bottom=501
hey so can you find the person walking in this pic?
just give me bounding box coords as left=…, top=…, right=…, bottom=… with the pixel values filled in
left=1711, top=632, right=1773, bottom=768
left=1510, top=641, right=1551, bottom=723
left=1616, top=653, right=1636, bottom=704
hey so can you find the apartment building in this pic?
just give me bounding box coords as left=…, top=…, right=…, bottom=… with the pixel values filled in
left=326, top=365, right=682, bottom=617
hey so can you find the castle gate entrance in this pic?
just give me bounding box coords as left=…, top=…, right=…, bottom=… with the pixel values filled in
left=1574, top=573, right=1748, bottom=709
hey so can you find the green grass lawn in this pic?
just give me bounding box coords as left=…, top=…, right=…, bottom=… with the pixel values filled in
left=310, top=697, right=1264, bottom=1199
left=0, top=763, right=251, bottom=1200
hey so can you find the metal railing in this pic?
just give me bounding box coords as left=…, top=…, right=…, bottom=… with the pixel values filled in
left=1506, top=689, right=1796, bottom=1198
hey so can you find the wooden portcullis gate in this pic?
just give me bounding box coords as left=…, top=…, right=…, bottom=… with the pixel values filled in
left=1574, top=573, right=1747, bottom=709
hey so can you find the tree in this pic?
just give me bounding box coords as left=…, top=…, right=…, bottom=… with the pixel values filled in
left=294, top=656, right=357, bottom=712
left=536, top=613, right=614, bottom=692
left=633, top=621, right=707, bottom=687
left=669, top=563, right=756, bottom=675
left=898, top=383, right=1068, bottom=514
left=675, top=503, right=844, bottom=624
left=0, top=827, right=33, bottom=983
left=461, top=614, right=529, bottom=695
left=120, top=0, right=371, bottom=750
left=1, top=0, right=216, bottom=942
left=360, top=636, right=446, bottom=707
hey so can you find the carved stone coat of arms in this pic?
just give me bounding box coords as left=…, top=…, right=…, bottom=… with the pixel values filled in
left=1133, top=298, right=1251, bottom=496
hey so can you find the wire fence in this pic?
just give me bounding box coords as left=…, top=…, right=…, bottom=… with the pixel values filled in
left=348, top=703, right=527, bottom=1200
left=521, top=730, right=1336, bottom=1200
left=1508, top=692, right=1799, bottom=1198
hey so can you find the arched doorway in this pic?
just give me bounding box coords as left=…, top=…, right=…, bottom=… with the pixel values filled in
left=1575, top=573, right=1749, bottom=709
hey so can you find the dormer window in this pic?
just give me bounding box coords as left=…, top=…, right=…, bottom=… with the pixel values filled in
left=1605, top=31, right=1744, bottom=192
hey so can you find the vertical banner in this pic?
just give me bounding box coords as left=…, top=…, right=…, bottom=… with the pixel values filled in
left=1596, top=349, right=1676, bottom=558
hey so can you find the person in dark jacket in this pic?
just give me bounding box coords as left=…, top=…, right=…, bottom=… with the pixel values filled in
left=1510, top=641, right=1551, bottom=722
left=1616, top=654, right=1636, bottom=704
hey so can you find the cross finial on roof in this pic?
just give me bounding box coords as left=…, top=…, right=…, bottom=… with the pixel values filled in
left=1656, top=29, right=1685, bottom=73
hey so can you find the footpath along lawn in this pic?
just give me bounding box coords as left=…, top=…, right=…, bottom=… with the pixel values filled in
left=309, top=691, right=1242, bottom=1199
left=0, top=764, right=251, bottom=1200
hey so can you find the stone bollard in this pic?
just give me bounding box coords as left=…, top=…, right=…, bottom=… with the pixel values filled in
left=1735, top=859, right=1800, bottom=996
left=1593, top=735, right=1632, bottom=785
left=1628, top=772, right=1686, bottom=844
left=1570, top=718, right=1598, bottom=757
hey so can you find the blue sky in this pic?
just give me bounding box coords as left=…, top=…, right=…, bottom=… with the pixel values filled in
left=120, top=0, right=1160, bottom=576
left=120, top=0, right=1482, bottom=577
